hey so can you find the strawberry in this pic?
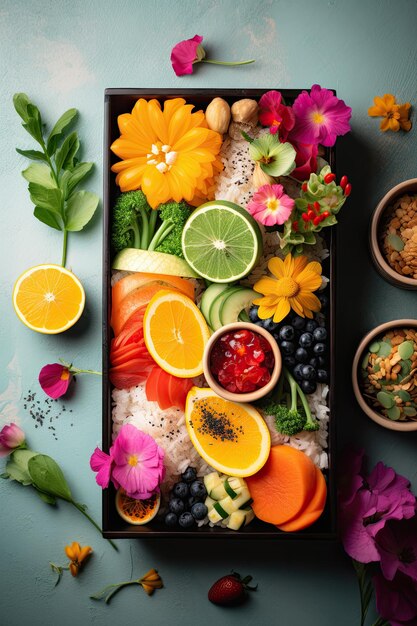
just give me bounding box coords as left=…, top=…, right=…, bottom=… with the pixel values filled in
left=208, top=572, right=257, bottom=606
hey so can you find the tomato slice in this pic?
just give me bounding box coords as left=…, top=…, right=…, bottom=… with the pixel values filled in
left=145, top=366, right=162, bottom=403
left=155, top=369, right=173, bottom=410
left=168, top=374, right=193, bottom=410
left=109, top=358, right=154, bottom=389
left=111, top=345, right=150, bottom=367
left=112, top=282, right=179, bottom=335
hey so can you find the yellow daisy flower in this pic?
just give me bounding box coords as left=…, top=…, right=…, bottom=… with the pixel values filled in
left=253, top=254, right=322, bottom=323
left=111, top=98, right=222, bottom=208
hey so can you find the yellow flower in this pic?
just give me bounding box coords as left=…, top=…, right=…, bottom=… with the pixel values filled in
left=253, top=254, right=322, bottom=323
left=368, top=94, right=412, bottom=132
left=111, top=98, right=223, bottom=208
left=65, top=541, right=92, bottom=577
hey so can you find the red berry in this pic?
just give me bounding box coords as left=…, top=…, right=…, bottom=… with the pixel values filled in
left=322, top=211, right=330, bottom=219
left=301, top=182, right=308, bottom=192
left=302, top=213, right=309, bottom=222
left=344, top=183, right=352, bottom=196
left=208, top=573, right=257, bottom=607
left=313, top=201, right=321, bottom=211
left=313, top=216, right=321, bottom=226
left=324, top=172, right=336, bottom=184
left=307, top=210, right=315, bottom=221
left=293, top=221, right=298, bottom=231
left=340, top=175, right=348, bottom=189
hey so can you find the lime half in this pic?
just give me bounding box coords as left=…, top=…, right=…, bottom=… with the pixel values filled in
left=181, top=201, right=263, bottom=282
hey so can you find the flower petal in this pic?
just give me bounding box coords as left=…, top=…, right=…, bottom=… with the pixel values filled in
left=253, top=276, right=279, bottom=296
left=268, top=256, right=285, bottom=279
left=272, top=298, right=291, bottom=323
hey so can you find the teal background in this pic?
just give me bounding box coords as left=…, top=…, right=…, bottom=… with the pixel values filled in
left=1, top=0, right=417, bottom=624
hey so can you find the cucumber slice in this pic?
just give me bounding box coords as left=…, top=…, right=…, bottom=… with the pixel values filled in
left=209, top=286, right=243, bottom=330
left=238, top=497, right=253, bottom=510
left=219, top=288, right=258, bottom=326
left=231, top=489, right=251, bottom=510
left=210, top=483, right=228, bottom=501
left=213, top=501, right=230, bottom=519
left=224, top=477, right=246, bottom=499
left=204, top=472, right=222, bottom=494
left=243, top=508, right=255, bottom=526
left=208, top=507, right=223, bottom=524
left=200, top=283, right=230, bottom=325
left=205, top=496, right=216, bottom=511
left=227, top=510, right=246, bottom=530
left=238, top=310, right=251, bottom=322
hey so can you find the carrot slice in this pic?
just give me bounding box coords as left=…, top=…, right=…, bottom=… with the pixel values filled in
left=246, top=445, right=317, bottom=525
left=111, top=273, right=195, bottom=327
left=276, top=467, right=327, bottom=532
left=145, top=366, right=161, bottom=402
left=112, top=282, right=179, bottom=335
left=168, top=374, right=193, bottom=411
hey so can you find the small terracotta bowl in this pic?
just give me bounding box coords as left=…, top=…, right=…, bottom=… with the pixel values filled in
left=203, top=322, right=282, bottom=403
left=370, top=178, right=417, bottom=289
left=352, top=319, right=417, bottom=431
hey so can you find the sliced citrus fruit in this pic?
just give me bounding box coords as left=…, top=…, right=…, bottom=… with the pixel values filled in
left=181, top=200, right=263, bottom=282
left=143, top=290, right=210, bottom=378
left=115, top=489, right=160, bottom=525
left=185, top=387, right=271, bottom=477
left=12, top=264, right=85, bottom=334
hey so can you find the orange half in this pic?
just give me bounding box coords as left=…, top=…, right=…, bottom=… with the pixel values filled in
left=12, top=264, right=85, bottom=334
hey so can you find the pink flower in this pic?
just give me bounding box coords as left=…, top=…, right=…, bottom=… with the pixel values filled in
left=39, top=363, right=72, bottom=399
left=258, top=90, right=295, bottom=140
left=170, top=34, right=204, bottom=76
left=376, top=518, right=417, bottom=582
left=90, top=424, right=165, bottom=500
left=291, top=84, right=352, bottom=147
left=0, top=423, right=26, bottom=457
left=289, top=141, right=318, bottom=181
left=374, top=572, right=417, bottom=626
left=247, top=184, right=295, bottom=226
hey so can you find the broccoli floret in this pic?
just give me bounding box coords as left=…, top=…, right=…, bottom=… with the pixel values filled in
left=111, top=191, right=154, bottom=253
left=263, top=367, right=319, bottom=436
left=148, top=201, right=191, bottom=258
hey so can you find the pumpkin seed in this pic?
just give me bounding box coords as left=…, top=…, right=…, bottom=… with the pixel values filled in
left=398, top=341, right=414, bottom=360
left=378, top=342, right=392, bottom=357
left=369, top=342, right=380, bottom=353
left=387, top=405, right=401, bottom=420
left=377, top=391, right=395, bottom=408
left=387, top=233, right=404, bottom=251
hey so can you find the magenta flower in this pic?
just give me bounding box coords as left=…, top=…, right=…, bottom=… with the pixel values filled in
left=90, top=424, right=165, bottom=500
left=170, top=34, right=255, bottom=76
left=374, top=572, right=417, bottom=626
left=289, top=141, right=318, bottom=181
left=39, top=363, right=73, bottom=399
left=0, top=423, right=26, bottom=457
left=291, top=84, right=352, bottom=147
left=376, top=518, right=417, bottom=582
left=258, top=90, right=295, bottom=140
left=247, top=184, right=295, bottom=226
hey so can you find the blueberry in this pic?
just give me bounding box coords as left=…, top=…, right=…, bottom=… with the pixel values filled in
left=283, top=356, right=296, bottom=369
left=317, top=369, right=328, bottom=383
left=169, top=497, right=185, bottom=515
left=249, top=306, right=259, bottom=323
left=181, top=467, right=197, bottom=483
left=313, top=342, right=326, bottom=355
left=178, top=511, right=195, bottom=529
left=313, top=327, right=328, bottom=342
left=165, top=512, right=178, bottom=527
left=301, top=364, right=317, bottom=381
left=279, top=325, right=295, bottom=341
left=299, top=332, right=314, bottom=348
left=318, top=356, right=326, bottom=367
left=295, top=348, right=309, bottom=363
left=305, top=320, right=318, bottom=333
left=261, top=317, right=279, bottom=333
left=189, top=480, right=207, bottom=499
left=293, top=363, right=304, bottom=381
left=309, top=357, right=319, bottom=369
left=291, top=315, right=305, bottom=330
left=318, top=293, right=329, bottom=308
left=300, top=379, right=317, bottom=394
left=280, top=341, right=295, bottom=355
left=191, top=502, right=208, bottom=520
left=187, top=496, right=200, bottom=509
left=173, top=482, right=189, bottom=499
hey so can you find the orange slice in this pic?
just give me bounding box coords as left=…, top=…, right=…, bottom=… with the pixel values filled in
left=143, top=290, right=210, bottom=378
left=12, top=264, right=85, bottom=334
left=115, top=489, right=160, bottom=525
left=185, top=387, right=271, bottom=477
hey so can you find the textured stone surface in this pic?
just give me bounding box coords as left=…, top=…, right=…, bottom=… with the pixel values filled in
left=1, top=1, right=417, bottom=624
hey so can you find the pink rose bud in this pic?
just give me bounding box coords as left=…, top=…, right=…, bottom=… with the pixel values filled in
left=0, top=423, right=26, bottom=457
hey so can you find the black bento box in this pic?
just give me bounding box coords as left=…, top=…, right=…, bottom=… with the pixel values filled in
left=102, top=89, right=337, bottom=539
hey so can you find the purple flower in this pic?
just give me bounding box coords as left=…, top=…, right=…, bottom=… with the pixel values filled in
left=90, top=447, right=116, bottom=490
left=291, top=84, right=352, bottom=147
left=39, top=363, right=72, bottom=399
left=0, top=423, right=26, bottom=457
left=170, top=35, right=204, bottom=76
left=376, top=518, right=417, bottom=582
left=374, top=572, right=417, bottom=626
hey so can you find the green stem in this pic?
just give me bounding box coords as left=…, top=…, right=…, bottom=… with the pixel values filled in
left=91, top=580, right=139, bottom=603
left=202, top=59, right=255, bottom=66
left=139, top=209, right=149, bottom=249
left=70, top=367, right=102, bottom=376
left=148, top=209, right=158, bottom=247
left=148, top=221, right=175, bottom=251
left=370, top=618, right=390, bottom=626
left=61, top=229, right=68, bottom=267
left=72, top=502, right=118, bottom=551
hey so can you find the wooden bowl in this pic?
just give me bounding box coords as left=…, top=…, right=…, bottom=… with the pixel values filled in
left=203, top=322, right=282, bottom=403
left=352, top=319, right=417, bottom=431
left=370, top=178, right=417, bottom=290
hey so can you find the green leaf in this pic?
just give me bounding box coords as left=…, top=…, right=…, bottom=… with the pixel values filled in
left=65, top=191, right=99, bottom=231
left=13, top=93, right=32, bottom=122
left=46, top=108, right=78, bottom=155
left=387, top=405, right=401, bottom=420
left=35, top=489, right=57, bottom=505
left=22, top=163, right=56, bottom=188
left=28, top=454, right=72, bottom=502
left=28, top=183, right=63, bottom=213
left=377, top=391, right=395, bottom=409
left=5, top=449, right=39, bottom=485
left=0, top=472, right=10, bottom=479
left=22, top=103, right=44, bottom=144
left=16, top=148, right=47, bottom=162
left=65, top=162, right=94, bottom=198
left=55, top=131, right=80, bottom=173
left=33, top=206, right=63, bottom=230
left=398, top=341, right=414, bottom=360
